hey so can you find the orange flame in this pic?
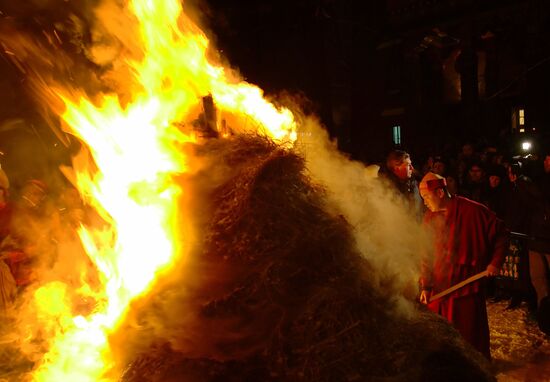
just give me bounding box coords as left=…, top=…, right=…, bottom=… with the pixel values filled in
left=28, top=0, right=297, bottom=380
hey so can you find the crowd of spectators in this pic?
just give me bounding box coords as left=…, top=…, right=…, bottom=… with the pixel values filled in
left=418, top=142, right=550, bottom=331
left=378, top=141, right=550, bottom=351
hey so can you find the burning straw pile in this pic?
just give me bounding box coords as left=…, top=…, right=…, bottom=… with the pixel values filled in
left=119, top=135, right=495, bottom=382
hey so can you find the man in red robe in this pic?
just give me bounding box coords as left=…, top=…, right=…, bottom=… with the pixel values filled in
left=418, top=172, right=508, bottom=359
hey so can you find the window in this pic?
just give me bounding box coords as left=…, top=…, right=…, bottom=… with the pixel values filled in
left=392, top=125, right=401, bottom=145
left=519, top=109, right=525, bottom=126
left=511, top=107, right=526, bottom=132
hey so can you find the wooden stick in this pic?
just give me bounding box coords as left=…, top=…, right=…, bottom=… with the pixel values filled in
left=429, top=270, right=488, bottom=303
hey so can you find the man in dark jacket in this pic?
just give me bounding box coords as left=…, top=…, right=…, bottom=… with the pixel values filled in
left=378, top=150, right=423, bottom=220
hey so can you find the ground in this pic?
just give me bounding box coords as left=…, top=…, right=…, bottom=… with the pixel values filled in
left=490, top=300, right=550, bottom=381
left=2, top=299, right=549, bottom=381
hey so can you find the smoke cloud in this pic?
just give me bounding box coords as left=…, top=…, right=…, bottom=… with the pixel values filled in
left=292, top=112, right=432, bottom=317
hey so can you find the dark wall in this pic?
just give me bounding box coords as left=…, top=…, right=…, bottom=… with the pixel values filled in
left=2, top=0, right=549, bottom=168
left=206, top=1, right=334, bottom=126
left=206, top=0, right=389, bottom=162
left=206, top=0, right=550, bottom=163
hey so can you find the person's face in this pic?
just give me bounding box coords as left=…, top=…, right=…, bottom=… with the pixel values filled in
left=469, top=166, right=484, bottom=183
left=446, top=176, right=458, bottom=195
left=393, top=158, right=414, bottom=180
left=544, top=155, right=550, bottom=174
left=489, top=175, right=501, bottom=188
left=462, top=144, right=474, bottom=157
left=420, top=188, right=443, bottom=212
left=426, top=157, right=434, bottom=168
left=432, top=161, right=446, bottom=176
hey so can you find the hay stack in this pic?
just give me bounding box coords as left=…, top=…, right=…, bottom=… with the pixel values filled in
left=120, top=135, right=494, bottom=382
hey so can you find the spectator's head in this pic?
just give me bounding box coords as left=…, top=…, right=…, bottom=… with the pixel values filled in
left=486, top=165, right=506, bottom=189
left=432, top=156, right=447, bottom=176
left=445, top=174, right=459, bottom=196
left=386, top=150, right=414, bottom=181
left=461, top=143, right=475, bottom=158
left=467, top=162, right=485, bottom=183
left=481, top=145, right=498, bottom=164
left=494, top=152, right=504, bottom=166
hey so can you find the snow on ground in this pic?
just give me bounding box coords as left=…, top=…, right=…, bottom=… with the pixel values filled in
left=489, top=300, right=550, bottom=381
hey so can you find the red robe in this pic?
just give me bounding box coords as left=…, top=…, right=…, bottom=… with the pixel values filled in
left=421, top=196, right=508, bottom=358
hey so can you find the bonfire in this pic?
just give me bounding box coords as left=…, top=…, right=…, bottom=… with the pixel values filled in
left=0, top=1, right=495, bottom=381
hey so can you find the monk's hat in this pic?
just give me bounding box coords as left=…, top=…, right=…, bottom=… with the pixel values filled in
left=419, top=172, right=446, bottom=192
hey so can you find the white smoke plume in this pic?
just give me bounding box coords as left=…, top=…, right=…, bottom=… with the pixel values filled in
left=292, top=113, right=432, bottom=317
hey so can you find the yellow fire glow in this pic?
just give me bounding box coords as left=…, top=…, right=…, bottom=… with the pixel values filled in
left=29, top=0, right=297, bottom=380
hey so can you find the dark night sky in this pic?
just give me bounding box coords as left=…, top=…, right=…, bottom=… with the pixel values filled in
left=202, top=0, right=390, bottom=160
left=202, top=0, right=550, bottom=163
left=203, top=1, right=336, bottom=118
left=1, top=0, right=550, bottom=169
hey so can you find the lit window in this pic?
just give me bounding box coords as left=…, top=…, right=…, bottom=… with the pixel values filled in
left=520, top=128, right=525, bottom=133
left=519, top=109, right=525, bottom=117
left=392, top=125, right=401, bottom=145
left=519, top=117, right=525, bottom=125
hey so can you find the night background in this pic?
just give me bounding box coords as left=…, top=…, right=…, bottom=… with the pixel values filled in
left=203, top=0, right=550, bottom=163
left=1, top=0, right=550, bottom=173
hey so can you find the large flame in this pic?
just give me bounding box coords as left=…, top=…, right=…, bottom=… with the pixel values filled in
left=28, top=0, right=297, bottom=380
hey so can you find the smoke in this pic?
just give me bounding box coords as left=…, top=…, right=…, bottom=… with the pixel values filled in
left=291, top=112, right=432, bottom=317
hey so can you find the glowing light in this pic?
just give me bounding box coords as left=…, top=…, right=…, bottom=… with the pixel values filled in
left=28, top=0, right=298, bottom=380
